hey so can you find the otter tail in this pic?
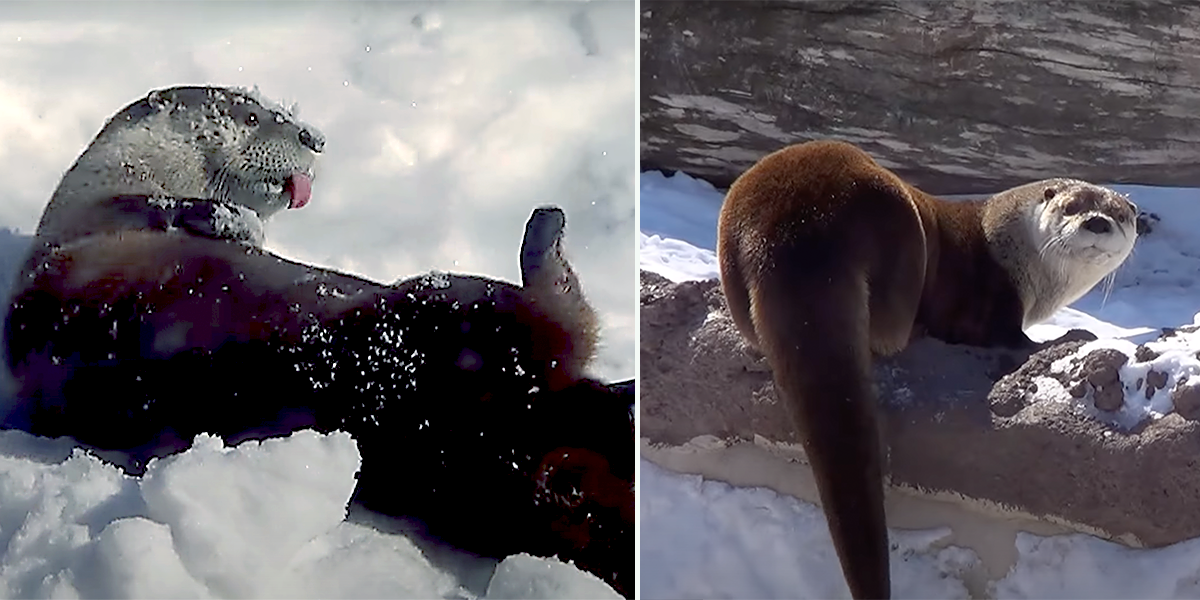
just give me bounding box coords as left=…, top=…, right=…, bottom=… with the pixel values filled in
left=751, top=267, right=890, bottom=599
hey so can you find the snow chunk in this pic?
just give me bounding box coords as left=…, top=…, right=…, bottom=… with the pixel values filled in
left=285, top=521, right=460, bottom=599
left=994, top=531, right=1200, bottom=598
left=91, top=517, right=210, bottom=598
left=639, top=232, right=719, bottom=282
left=484, top=554, right=622, bottom=600
left=0, top=441, right=140, bottom=598
left=0, top=428, right=483, bottom=598
left=1048, top=326, right=1200, bottom=429
left=139, top=431, right=360, bottom=598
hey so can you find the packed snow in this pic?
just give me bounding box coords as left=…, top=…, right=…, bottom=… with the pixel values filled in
left=0, top=2, right=633, bottom=598
left=1039, top=327, right=1200, bottom=430
left=640, top=169, right=1200, bottom=599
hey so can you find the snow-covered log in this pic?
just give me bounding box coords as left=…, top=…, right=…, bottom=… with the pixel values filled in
left=640, top=269, right=1200, bottom=562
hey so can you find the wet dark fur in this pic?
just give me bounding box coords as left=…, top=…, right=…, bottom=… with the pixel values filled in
left=717, top=140, right=1033, bottom=599
left=3, top=229, right=633, bottom=597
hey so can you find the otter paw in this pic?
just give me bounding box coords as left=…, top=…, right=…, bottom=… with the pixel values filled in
left=520, top=206, right=567, bottom=288
left=176, top=200, right=265, bottom=247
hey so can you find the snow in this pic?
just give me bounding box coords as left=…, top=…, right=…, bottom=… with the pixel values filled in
left=484, top=554, right=622, bottom=600
left=0, top=3, right=632, bottom=599
left=1041, top=326, right=1200, bottom=430
left=0, top=429, right=463, bottom=599
left=640, top=461, right=978, bottom=600
left=640, top=169, right=1200, bottom=599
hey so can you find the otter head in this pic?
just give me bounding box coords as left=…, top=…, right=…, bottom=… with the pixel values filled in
left=114, top=85, right=324, bottom=217
left=990, top=178, right=1139, bottom=326
left=38, top=85, right=325, bottom=246
left=1034, top=179, right=1138, bottom=268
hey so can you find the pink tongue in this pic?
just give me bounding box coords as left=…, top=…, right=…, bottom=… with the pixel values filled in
left=288, top=172, right=312, bottom=209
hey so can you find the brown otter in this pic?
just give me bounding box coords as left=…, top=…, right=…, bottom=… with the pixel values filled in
left=716, top=139, right=1137, bottom=598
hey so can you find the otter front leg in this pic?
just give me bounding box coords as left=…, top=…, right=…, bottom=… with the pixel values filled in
left=174, top=200, right=265, bottom=247
left=519, top=206, right=600, bottom=385
left=102, top=196, right=266, bottom=246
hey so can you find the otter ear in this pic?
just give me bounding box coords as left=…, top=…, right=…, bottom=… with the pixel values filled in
left=1123, top=194, right=1139, bottom=214
left=1042, top=187, right=1057, bottom=202
left=146, top=89, right=171, bottom=112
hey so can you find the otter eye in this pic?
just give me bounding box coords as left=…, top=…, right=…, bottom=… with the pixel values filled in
left=246, top=113, right=258, bottom=126
left=1062, top=202, right=1082, bottom=216
left=1043, top=188, right=1057, bottom=201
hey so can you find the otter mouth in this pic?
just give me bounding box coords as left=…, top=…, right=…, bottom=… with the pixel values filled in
left=1066, top=235, right=1130, bottom=265
left=265, top=172, right=313, bottom=210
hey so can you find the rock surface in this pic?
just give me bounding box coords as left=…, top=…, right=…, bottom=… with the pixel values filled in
left=640, top=270, right=1200, bottom=548
left=641, top=0, right=1200, bottom=195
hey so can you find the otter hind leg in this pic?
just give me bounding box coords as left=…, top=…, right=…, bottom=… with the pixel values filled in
left=865, top=215, right=926, bottom=357
left=518, top=206, right=600, bottom=385
left=520, top=206, right=568, bottom=287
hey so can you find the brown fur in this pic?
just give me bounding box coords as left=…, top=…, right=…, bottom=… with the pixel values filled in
left=717, top=140, right=1040, bottom=599
left=9, top=230, right=589, bottom=404
left=522, top=249, right=600, bottom=392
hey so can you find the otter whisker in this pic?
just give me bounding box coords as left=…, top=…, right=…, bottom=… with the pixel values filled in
left=1100, top=271, right=1116, bottom=309
left=1039, top=232, right=1067, bottom=261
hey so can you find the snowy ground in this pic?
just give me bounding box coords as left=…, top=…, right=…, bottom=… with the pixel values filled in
left=0, top=3, right=633, bottom=598
left=640, top=169, right=1200, bottom=599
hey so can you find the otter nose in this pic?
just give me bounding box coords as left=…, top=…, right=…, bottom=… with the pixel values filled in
left=299, top=128, right=324, bottom=153
left=1083, top=216, right=1112, bottom=234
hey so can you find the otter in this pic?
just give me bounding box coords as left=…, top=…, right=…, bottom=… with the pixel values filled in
left=716, top=140, right=1137, bottom=599
left=2, top=86, right=633, bottom=598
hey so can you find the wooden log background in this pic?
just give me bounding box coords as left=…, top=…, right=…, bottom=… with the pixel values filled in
left=640, top=0, right=1200, bottom=195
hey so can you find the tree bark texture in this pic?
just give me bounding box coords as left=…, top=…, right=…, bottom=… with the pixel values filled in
left=641, top=0, right=1200, bottom=195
